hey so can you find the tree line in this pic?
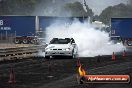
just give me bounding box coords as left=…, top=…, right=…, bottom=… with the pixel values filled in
left=0, top=0, right=132, bottom=24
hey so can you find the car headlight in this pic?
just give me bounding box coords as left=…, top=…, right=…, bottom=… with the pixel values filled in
left=65, top=48, right=71, bottom=51
left=45, top=48, right=48, bottom=50
left=45, top=48, right=51, bottom=51
left=117, top=42, right=121, bottom=45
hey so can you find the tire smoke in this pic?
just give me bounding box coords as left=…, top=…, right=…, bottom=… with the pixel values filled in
left=45, top=19, right=125, bottom=57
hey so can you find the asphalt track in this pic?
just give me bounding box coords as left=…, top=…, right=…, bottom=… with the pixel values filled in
left=0, top=55, right=132, bottom=88
left=39, top=61, right=132, bottom=88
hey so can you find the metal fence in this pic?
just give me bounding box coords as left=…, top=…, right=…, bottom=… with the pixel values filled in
left=0, top=32, right=15, bottom=44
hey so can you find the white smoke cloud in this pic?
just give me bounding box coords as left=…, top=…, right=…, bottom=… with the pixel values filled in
left=45, top=19, right=125, bottom=57
left=79, top=0, right=129, bottom=15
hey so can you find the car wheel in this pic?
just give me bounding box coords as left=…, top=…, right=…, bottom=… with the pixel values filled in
left=14, top=39, right=20, bottom=44
left=72, top=54, right=75, bottom=59
left=23, top=39, right=28, bottom=44
left=127, top=40, right=132, bottom=46
left=71, top=50, right=76, bottom=59
left=30, top=40, right=35, bottom=44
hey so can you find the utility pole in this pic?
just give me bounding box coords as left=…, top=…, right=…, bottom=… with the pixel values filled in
left=83, top=0, right=88, bottom=13
left=83, top=0, right=93, bottom=22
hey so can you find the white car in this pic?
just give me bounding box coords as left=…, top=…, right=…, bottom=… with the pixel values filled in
left=45, top=38, right=78, bottom=59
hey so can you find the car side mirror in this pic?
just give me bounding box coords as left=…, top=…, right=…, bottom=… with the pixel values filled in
left=46, top=43, right=49, bottom=45
left=72, top=43, right=76, bottom=45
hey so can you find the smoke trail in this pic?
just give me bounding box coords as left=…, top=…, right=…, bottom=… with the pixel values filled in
left=45, top=19, right=125, bottom=57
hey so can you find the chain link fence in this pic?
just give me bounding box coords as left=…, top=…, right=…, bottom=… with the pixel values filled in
left=0, top=32, right=15, bottom=44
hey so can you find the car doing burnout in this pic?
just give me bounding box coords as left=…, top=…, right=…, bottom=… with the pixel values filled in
left=45, top=38, right=78, bottom=59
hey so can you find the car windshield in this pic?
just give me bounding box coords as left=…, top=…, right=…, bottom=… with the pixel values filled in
left=50, top=38, right=71, bottom=44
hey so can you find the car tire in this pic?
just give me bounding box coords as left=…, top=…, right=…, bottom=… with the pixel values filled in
left=127, top=40, right=132, bottom=46
left=23, top=39, right=28, bottom=44
left=30, top=40, right=35, bottom=44
left=72, top=54, right=75, bottom=59
left=71, top=50, right=76, bottom=59
left=14, top=39, right=20, bottom=44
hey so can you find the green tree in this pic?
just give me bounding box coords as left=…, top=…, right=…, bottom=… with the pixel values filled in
left=0, top=0, right=38, bottom=15
left=99, top=3, right=132, bottom=24
left=64, top=1, right=93, bottom=17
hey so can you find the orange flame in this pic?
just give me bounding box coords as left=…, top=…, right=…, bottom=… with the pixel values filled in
left=78, top=65, right=86, bottom=76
